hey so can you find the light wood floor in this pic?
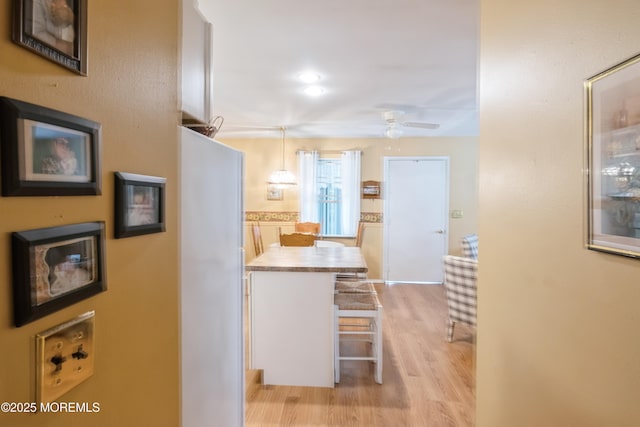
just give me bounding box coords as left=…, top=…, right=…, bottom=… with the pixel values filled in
left=245, top=283, right=476, bottom=427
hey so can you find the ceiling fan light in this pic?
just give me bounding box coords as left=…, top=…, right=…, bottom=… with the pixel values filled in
left=385, top=126, right=402, bottom=139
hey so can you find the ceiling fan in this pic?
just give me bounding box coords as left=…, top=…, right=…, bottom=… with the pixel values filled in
left=383, top=110, right=439, bottom=138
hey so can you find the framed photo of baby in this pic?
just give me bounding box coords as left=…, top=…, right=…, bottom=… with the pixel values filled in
left=12, top=0, right=88, bottom=75
left=114, top=172, right=167, bottom=238
left=11, top=222, right=106, bottom=327
left=0, top=96, right=101, bottom=196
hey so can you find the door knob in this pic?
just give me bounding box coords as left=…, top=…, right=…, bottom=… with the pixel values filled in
left=436, top=229, right=446, bottom=234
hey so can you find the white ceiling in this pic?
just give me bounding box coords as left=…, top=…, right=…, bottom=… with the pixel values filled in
left=200, top=0, right=479, bottom=139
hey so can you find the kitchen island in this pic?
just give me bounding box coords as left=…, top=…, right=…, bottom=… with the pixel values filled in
left=246, top=246, right=368, bottom=387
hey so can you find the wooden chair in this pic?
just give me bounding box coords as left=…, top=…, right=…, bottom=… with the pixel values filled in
left=337, top=221, right=367, bottom=280
left=250, top=222, right=264, bottom=257
left=443, top=255, right=477, bottom=342
left=355, top=221, right=366, bottom=248
left=334, top=292, right=383, bottom=384
left=279, top=232, right=316, bottom=247
left=294, top=222, right=321, bottom=235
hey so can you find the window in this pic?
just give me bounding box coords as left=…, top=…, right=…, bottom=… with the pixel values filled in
left=298, top=151, right=361, bottom=237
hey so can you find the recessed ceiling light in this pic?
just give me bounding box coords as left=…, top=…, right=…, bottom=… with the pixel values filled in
left=298, top=72, right=321, bottom=83
left=304, top=86, right=325, bottom=96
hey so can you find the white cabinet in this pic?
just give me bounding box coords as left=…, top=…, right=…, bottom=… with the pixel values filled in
left=181, top=0, right=213, bottom=123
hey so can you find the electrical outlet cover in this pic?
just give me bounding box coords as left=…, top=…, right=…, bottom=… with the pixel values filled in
left=36, top=311, right=95, bottom=403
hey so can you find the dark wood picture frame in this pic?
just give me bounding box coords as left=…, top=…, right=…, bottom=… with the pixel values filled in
left=12, top=222, right=106, bottom=327
left=114, top=172, right=166, bottom=238
left=0, top=96, right=101, bottom=196
left=12, top=0, right=88, bottom=75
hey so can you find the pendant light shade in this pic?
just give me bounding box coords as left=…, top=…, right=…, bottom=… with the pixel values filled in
left=268, top=169, right=297, bottom=188
left=268, top=127, right=296, bottom=188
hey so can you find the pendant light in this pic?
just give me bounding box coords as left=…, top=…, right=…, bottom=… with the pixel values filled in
left=267, top=126, right=296, bottom=188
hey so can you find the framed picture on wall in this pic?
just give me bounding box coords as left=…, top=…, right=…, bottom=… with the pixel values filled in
left=114, top=172, right=167, bottom=238
left=12, top=0, right=88, bottom=75
left=11, top=222, right=106, bottom=327
left=266, top=184, right=283, bottom=201
left=585, top=52, right=640, bottom=259
left=0, top=96, right=101, bottom=196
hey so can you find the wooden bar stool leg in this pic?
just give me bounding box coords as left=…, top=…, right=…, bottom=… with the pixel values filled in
left=375, top=307, right=383, bottom=384
left=334, top=304, right=340, bottom=383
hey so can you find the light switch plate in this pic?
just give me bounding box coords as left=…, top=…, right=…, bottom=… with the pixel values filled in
left=36, top=311, right=95, bottom=403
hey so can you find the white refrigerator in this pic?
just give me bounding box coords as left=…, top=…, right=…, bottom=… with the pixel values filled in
left=180, top=127, right=244, bottom=427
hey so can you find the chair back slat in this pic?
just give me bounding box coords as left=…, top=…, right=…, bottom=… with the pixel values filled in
left=280, top=232, right=316, bottom=247
left=355, top=221, right=365, bottom=248
left=295, top=222, right=321, bottom=234
left=250, top=222, right=264, bottom=256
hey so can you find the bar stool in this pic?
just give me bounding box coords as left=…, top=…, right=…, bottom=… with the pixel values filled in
left=334, top=292, right=383, bottom=384
left=334, top=279, right=377, bottom=294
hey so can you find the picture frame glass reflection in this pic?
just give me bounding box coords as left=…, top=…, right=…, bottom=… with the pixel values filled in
left=20, top=119, right=91, bottom=183
left=125, top=184, right=160, bottom=227
left=32, top=235, right=97, bottom=306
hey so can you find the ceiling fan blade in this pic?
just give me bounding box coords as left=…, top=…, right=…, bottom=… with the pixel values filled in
left=376, top=103, right=421, bottom=114
left=402, top=121, right=440, bottom=130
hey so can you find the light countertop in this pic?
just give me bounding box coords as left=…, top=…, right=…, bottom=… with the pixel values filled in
left=246, top=246, right=368, bottom=273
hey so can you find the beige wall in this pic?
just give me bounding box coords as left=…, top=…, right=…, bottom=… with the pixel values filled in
left=219, top=136, right=478, bottom=278
left=478, top=1, right=640, bottom=426
left=0, top=1, right=180, bottom=426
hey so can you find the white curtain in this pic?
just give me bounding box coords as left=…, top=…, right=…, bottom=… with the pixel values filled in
left=297, top=150, right=319, bottom=222
left=340, top=151, right=361, bottom=236
left=298, top=150, right=361, bottom=236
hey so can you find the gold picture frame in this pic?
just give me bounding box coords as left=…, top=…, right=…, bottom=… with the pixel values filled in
left=585, top=52, right=640, bottom=258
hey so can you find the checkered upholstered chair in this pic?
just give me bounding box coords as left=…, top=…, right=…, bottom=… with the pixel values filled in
left=443, top=255, right=477, bottom=342
left=461, top=234, right=479, bottom=260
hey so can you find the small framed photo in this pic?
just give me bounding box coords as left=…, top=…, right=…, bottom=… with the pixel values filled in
left=362, top=180, right=381, bottom=199
left=266, top=184, right=283, bottom=201
left=585, top=53, right=640, bottom=258
left=0, top=96, right=101, bottom=196
left=11, top=222, right=106, bottom=327
left=114, top=172, right=166, bottom=238
left=12, top=0, right=88, bottom=75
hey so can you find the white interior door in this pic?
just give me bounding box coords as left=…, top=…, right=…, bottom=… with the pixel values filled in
left=383, top=157, right=449, bottom=284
